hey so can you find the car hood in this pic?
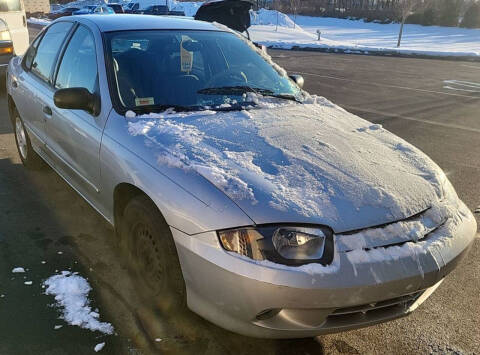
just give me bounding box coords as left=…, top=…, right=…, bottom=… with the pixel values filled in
left=126, top=97, right=444, bottom=233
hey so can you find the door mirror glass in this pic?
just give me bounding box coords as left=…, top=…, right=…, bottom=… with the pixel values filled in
left=289, top=74, right=304, bottom=89
left=54, top=88, right=99, bottom=115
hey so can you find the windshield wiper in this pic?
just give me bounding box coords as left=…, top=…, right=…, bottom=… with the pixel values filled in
left=262, top=93, right=301, bottom=102
left=198, top=86, right=274, bottom=95
left=198, top=86, right=300, bottom=103
left=130, top=104, right=204, bottom=114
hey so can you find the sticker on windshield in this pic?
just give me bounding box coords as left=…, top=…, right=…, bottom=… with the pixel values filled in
left=180, top=36, right=193, bottom=73
left=135, top=97, right=155, bottom=106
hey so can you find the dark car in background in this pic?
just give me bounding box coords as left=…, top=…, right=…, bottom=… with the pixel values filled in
left=107, top=3, right=124, bottom=13
left=130, top=4, right=184, bottom=16
left=48, top=7, right=80, bottom=20
left=137, top=5, right=168, bottom=15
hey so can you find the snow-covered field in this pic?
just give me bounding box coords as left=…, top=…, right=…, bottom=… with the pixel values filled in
left=249, top=9, right=480, bottom=58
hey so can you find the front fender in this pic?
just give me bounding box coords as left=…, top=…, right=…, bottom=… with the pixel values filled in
left=100, top=110, right=254, bottom=235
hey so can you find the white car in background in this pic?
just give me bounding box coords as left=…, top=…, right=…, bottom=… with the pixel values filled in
left=0, top=0, right=28, bottom=55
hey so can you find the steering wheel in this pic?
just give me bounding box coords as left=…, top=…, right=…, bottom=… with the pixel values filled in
left=205, top=70, right=248, bottom=88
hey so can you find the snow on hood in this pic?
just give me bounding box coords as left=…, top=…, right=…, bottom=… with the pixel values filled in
left=127, top=96, right=444, bottom=233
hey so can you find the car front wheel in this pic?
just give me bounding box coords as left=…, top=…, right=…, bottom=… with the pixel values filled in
left=119, top=194, right=186, bottom=311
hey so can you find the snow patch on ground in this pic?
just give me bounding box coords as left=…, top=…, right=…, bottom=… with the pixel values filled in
left=94, top=342, right=105, bottom=352
left=43, top=271, right=114, bottom=335
left=12, top=267, right=25, bottom=273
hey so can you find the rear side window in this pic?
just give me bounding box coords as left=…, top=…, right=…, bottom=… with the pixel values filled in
left=31, top=22, right=73, bottom=83
left=0, top=0, right=22, bottom=12
left=55, top=25, right=98, bottom=94
left=23, top=34, right=42, bottom=70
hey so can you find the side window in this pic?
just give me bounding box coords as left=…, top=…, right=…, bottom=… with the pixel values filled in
left=31, top=22, right=73, bottom=83
left=23, top=34, right=42, bottom=70
left=55, top=25, right=98, bottom=95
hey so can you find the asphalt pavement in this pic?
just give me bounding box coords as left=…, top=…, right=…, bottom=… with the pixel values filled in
left=0, top=33, right=478, bottom=354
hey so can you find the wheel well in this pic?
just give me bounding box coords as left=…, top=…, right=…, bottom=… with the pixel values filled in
left=113, top=183, right=163, bottom=232
left=7, top=94, right=16, bottom=124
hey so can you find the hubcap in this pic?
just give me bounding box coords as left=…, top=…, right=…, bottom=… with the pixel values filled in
left=15, top=117, right=27, bottom=160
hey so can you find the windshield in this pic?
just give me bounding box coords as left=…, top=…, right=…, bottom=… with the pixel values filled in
left=105, top=30, right=301, bottom=111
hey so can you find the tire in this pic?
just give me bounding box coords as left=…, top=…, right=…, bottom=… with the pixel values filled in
left=119, top=194, right=186, bottom=311
left=12, top=109, right=45, bottom=170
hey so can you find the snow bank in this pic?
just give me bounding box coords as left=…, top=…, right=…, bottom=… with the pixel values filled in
left=43, top=271, right=114, bottom=334
left=250, top=8, right=296, bottom=28
left=170, top=0, right=202, bottom=17
left=27, top=17, right=51, bottom=26
left=249, top=14, right=480, bottom=58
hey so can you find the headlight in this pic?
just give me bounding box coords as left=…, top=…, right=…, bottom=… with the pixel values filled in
left=0, top=30, right=10, bottom=41
left=218, top=225, right=334, bottom=266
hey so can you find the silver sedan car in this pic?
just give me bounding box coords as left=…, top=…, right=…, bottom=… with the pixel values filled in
left=7, top=15, right=477, bottom=338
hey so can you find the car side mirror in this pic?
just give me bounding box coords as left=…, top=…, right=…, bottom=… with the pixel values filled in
left=289, top=74, right=304, bottom=89
left=54, top=88, right=100, bottom=116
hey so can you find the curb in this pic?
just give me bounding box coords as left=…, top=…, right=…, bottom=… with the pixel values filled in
left=266, top=45, right=480, bottom=62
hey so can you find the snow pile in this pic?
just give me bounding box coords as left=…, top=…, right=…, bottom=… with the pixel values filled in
left=250, top=8, right=296, bottom=28
left=27, top=17, right=51, bottom=26
left=43, top=271, right=114, bottom=334
left=94, top=342, right=105, bottom=352
left=170, top=0, right=202, bottom=17
left=12, top=267, right=25, bottom=273
left=60, top=0, right=107, bottom=9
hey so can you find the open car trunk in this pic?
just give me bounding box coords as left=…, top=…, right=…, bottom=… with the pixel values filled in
left=194, top=0, right=253, bottom=33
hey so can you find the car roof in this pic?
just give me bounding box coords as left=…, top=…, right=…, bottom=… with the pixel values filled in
left=71, top=14, right=222, bottom=33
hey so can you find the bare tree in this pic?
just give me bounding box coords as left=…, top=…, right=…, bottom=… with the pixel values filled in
left=396, top=0, right=428, bottom=47
left=289, top=0, right=300, bottom=28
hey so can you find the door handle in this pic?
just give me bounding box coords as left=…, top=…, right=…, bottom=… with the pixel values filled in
left=43, top=106, right=52, bottom=116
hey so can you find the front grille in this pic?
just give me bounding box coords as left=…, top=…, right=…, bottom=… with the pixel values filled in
left=322, top=291, right=423, bottom=329
left=330, top=291, right=422, bottom=316
left=335, top=208, right=446, bottom=252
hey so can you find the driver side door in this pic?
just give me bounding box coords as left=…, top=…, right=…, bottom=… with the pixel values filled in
left=44, top=24, right=105, bottom=206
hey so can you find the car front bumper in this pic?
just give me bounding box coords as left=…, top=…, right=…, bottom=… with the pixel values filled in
left=171, top=201, right=477, bottom=338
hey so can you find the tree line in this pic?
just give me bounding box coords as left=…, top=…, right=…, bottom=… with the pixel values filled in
left=266, top=0, right=480, bottom=28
